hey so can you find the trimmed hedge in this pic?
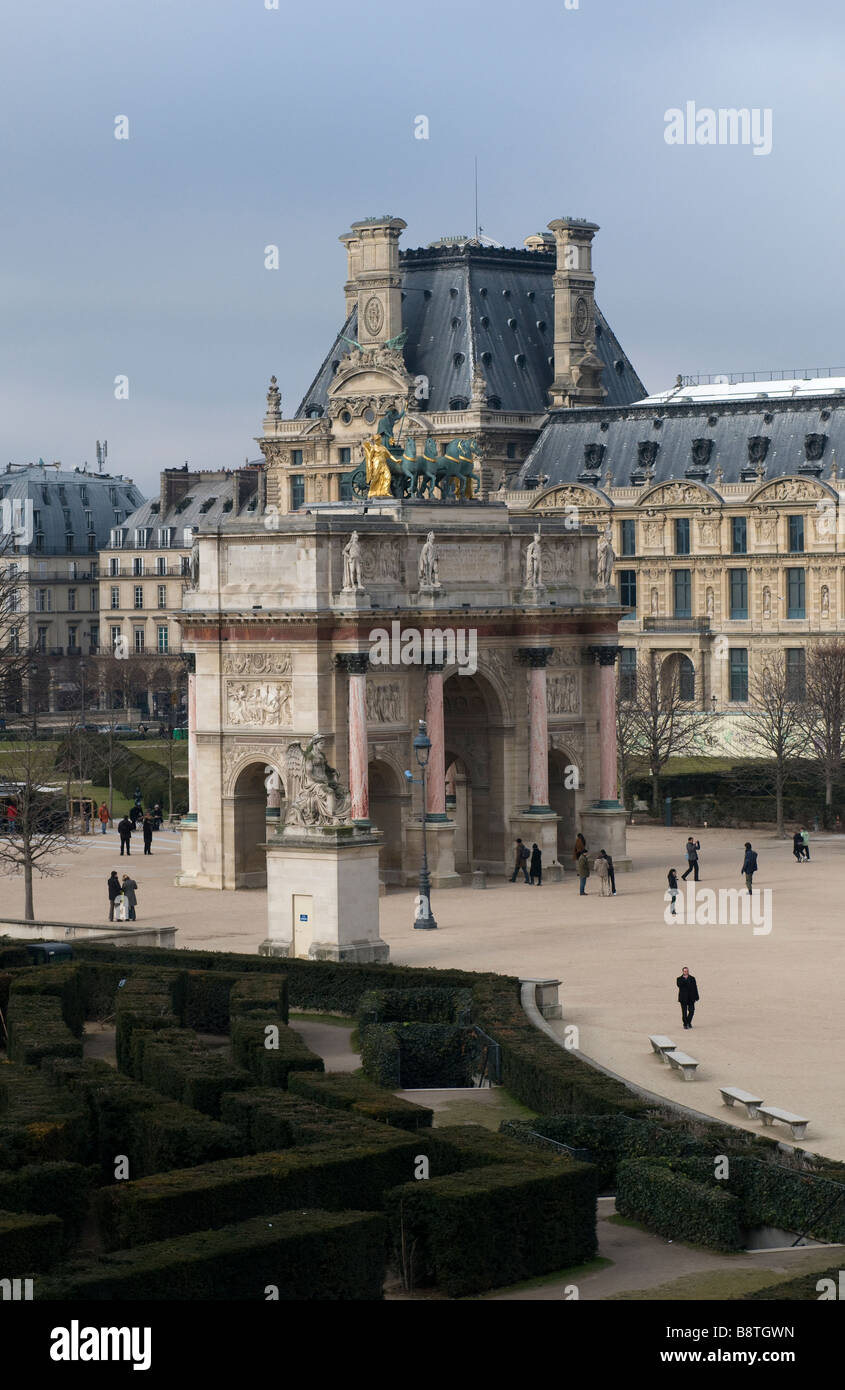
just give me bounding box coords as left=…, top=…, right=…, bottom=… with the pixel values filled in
left=9, top=964, right=85, bottom=1037
left=131, top=1028, right=252, bottom=1119
left=115, top=968, right=185, bottom=1074
left=0, top=1208, right=63, bottom=1272
left=6, top=996, right=83, bottom=1068
left=616, top=1158, right=746, bottom=1251
left=42, top=1209, right=386, bottom=1301
left=230, top=974, right=289, bottom=1026
left=96, top=1134, right=424, bottom=1250
left=501, top=1115, right=713, bottom=1190
left=0, top=1065, right=88, bottom=1169
left=45, top=1058, right=244, bottom=1176
left=184, top=971, right=240, bottom=1034
left=0, top=1162, right=94, bottom=1243
left=230, top=1015, right=323, bottom=1089
left=219, top=1090, right=406, bottom=1152
left=360, top=1022, right=477, bottom=1089
left=386, top=1158, right=597, bottom=1298
left=357, top=987, right=472, bottom=1026
left=287, top=1073, right=433, bottom=1132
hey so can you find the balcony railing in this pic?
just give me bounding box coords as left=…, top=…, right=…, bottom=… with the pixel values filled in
left=642, top=617, right=711, bottom=634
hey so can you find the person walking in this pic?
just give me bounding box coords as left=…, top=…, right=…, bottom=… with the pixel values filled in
left=529, top=843, right=542, bottom=886
left=576, top=849, right=590, bottom=895
left=597, top=849, right=616, bottom=895
left=510, top=838, right=530, bottom=883
left=142, top=813, right=154, bottom=856
left=681, top=836, right=701, bottom=882
left=98, top=801, right=110, bottom=835
left=107, top=870, right=121, bottom=922
left=800, top=827, right=811, bottom=862
left=667, top=867, right=679, bottom=915
left=741, top=841, right=758, bottom=895
left=117, top=815, right=133, bottom=856
left=594, top=852, right=611, bottom=896
left=676, top=965, right=699, bottom=1029
left=121, top=874, right=138, bottom=922
left=792, top=830, right=804, bottom=864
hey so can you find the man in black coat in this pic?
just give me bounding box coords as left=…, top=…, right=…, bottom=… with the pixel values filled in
left=107, top=870, right=121, bottom=922
left=676, top=966, right=699, bottom=1030
left=117, top=816, right=133, bottom=856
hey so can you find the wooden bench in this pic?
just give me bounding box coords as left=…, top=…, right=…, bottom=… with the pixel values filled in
left=757, top=1105, right=809, bottom=1140
left=649, top=1035, right=677, bottom=1062
left=719, top=1086, right=764, bottom=1118
left=665, top=1050, right=699, bottom=1081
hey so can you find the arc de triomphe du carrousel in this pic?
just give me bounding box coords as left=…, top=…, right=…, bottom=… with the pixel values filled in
left=175, top=219, right=629, bottom=963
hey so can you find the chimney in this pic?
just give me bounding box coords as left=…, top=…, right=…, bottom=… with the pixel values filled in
left=160, top=468, right=193, bottom=518
left=547, top=218, right=606, bottom=407
left=343, top=215, right=407, bottom=347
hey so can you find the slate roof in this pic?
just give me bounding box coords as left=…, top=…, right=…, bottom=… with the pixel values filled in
left=115, top=467, right=264, bottom=540
left=296, top=243, right=645, bottom=418
left=515, top=392, right=845, bottom=491
left=0, top=465, right=144, bottom=554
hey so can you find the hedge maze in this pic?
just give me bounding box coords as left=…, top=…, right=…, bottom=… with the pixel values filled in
left=1, top=939, right=842, bottom=1300
left=0, top=944, right=597, bottom=1300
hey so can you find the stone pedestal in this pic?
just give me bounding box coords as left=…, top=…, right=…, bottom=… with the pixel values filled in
left=509, top=811, right=560, bottom=873
left=335, top=589, right=371, bottom=610
left=261, top=824, right=388, bottom=962
left=402, top=815, right=462, bottom=889
left=175, top=813, right=198, bottom=887
left=580, top=805, right=631, bottom=872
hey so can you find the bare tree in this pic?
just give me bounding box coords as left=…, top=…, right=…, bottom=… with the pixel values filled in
left=617, top=653, right=715, bottom=814
left=0, top=739, right=79, bottom=920
left=739, top=652, right=807, bottom=837
left=0, top=532, right=40, bottom=719
left=803, top=641, right=845, bottom=809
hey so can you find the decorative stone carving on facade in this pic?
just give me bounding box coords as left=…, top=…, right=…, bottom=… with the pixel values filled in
left=706, top=586, right=714, bottom=618
left=748, top=436, right=770, bottom=466
left=642, top=518, right=665, bottom=546
left=822, top=584, right=831, bottom=618
left=536, top=484, right=607, bottom=510
left=266, top=376, right=281, bottom=420
left=439, top=541, right=502, bottom=582
left=596, top=523, right=614, bottom=586
left=650, top=587, right=660, bottom=615
left=752, top=478, right=828, bottom=503
left=223, top=651, right=293, bottom=676
left=642, top=481, right=707, bottom=506
left=805, top=433, right=827, bottom=463
left=342, top=531, right=365, bottom=589
left=548, top=673, right=580, bottom=714
left=546, top=646, right=581, bottom=667
left=549, top=729, right=585, bottom=777
left=698, top=518, right=719, bottom=548
left=366, top=681, right=403, bottom=725
left=690, top=438, right=713, bottom=468
left=545, top=542, right=576, bottom=580
left=762, top=586, right=771, bottom=620
left=637, top=441, right=660, bottom=469
left=222, top=742, right=286, bottom=797
left=418, top=531, right=440, bottom=589
left=226, top=681, right=292, bottom=728
left=754, top=510, right=778, bottom=544
left=361, top=538, right=401, bottom=582
left=524, top=530, right=543, bottom=588
left=583, top=442, right=605, bottom=471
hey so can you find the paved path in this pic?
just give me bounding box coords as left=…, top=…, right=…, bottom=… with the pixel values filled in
left=6, top=824, right=844, bottom=1159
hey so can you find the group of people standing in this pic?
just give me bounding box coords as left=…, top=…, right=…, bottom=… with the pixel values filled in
left=107, top=870, right=139, bottom=922
left=509, top=833, right=616, bottom=895
left=116, top=812, right=156, bottom=857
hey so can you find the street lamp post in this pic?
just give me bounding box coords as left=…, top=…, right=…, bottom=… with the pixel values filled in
left=410, top=719, right=438, bottom=931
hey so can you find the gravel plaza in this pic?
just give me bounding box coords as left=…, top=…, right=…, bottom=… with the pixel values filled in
left=5, top=820, right=843, bottom=1162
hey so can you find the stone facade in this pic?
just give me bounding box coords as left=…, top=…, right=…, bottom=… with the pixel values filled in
left=178, top=501, right=627, bottom=890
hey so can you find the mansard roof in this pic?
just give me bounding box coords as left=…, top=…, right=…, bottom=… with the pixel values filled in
left=0, top=465, right=144, bottom=553
left=296, top=243, right=645, bottom=418
left=515, top=390, right=845, bottom=492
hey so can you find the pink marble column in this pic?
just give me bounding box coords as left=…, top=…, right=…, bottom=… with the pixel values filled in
left=187, top=671, right=197, bottom=814
left=520, top=649, right=552, bottom=811
left=590, top=645, right=620, bottom=804
left=339, top=654, right=369, bottom=822
left=425, top=664, right=447, bottom=820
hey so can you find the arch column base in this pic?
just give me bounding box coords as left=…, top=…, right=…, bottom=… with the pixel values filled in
left=509, top=811, right=560, bottom=876
left=402, top=815, right=462, bottom=888
left=580, top=805, right=632, bottom=872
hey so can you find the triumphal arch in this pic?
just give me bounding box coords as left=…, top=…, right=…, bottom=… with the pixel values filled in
left=176, top=488, right=629, bottom=895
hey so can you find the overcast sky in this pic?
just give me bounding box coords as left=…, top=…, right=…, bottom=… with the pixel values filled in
left=2, top=0, right=842, bottom=496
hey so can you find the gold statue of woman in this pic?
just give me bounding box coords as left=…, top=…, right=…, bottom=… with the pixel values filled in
left=362, top=436, right=394, bottom=498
